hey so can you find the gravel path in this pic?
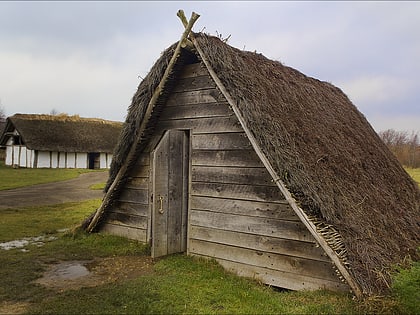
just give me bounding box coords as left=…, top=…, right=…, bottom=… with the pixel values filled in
left=0, top=172, right=108, bottom=209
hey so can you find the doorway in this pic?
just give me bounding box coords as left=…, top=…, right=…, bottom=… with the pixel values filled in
left=151, top=130, right=190, bottom=258
left=88, top=153, right=100, bottom=169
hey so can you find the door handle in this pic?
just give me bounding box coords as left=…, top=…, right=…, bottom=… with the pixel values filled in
left=158, top=196, right=164, bottom=214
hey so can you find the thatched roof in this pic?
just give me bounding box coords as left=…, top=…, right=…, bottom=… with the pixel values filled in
left=0, top=118, right=6, bottom=142
left=95, top=33, right=419, bottom=295
left=0, top=114, right=123, bottom=153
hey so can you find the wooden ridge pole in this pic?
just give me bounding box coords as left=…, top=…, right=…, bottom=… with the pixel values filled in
left=86, top=10, right=200, bottom=232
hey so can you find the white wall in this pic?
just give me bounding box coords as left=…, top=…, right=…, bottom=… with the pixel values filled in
left=5, top=146, right=13, bottom=165
left=50, top=152, right=58, bottom=168
left=99, top=153, right=108, bottom=169
left=19, top=147, right=27, bottom=167
left=37, top=151, right=51, bottom=168
left=28, top=149, right=35, bottom=168
left=3, top=144, right=112, bottom=169
left=76, top=153, right=87, bottom=168
left=66, top=152, right=76, bottom=168
left=12, top=146, right=20, bottom=166
left=58, top=152, right=66, bottom=168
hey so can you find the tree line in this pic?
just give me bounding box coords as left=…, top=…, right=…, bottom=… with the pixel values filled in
left=1, top=104, right=419, bottom=168
left=378, top=129, right=420, bottom=168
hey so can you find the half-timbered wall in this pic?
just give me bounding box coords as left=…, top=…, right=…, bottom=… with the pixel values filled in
left=100, top=61, right=348, bottom=292
left=3, top=144, right=112, bottom=169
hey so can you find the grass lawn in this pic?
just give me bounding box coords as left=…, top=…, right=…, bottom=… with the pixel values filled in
left=405, top=167, right=420, bottom=187
left=0, top=200, right=416, bottom=314
left=0, top=165, right=418, bottom=314
left=0, top=161, right=100, bottom=191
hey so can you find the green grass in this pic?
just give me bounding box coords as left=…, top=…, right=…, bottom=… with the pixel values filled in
left=405, top=167, right=420, bottom=187
left=0, top=160, right=98, bottom=190
left=0, top=165, right=418, bottom=314
left=0, top=199, right=412, bottom=315
left=391, top=260, right=420, bottom=314
left=0, top=199, right=101, bottom=242
left=27, top=255, right=358, bottom=315
left=89, top=182, right=106, bottom=190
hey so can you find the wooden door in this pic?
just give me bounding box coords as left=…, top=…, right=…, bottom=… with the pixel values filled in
left=151, top=130, right=189, bottom=258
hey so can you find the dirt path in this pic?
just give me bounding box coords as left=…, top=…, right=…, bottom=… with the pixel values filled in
left=0, top=172, right=108, bottom=209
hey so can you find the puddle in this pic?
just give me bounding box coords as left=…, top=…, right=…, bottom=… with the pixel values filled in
left=35, top=256, right=155, bottom=291
left=0, top=235, right=57, bottom=251
left=43, top=261, right=91, bottom=280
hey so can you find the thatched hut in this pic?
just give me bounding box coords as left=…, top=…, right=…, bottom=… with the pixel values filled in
left=0, top=114, right=122, bottom=169
left=84, top=21, right=419, bottom=296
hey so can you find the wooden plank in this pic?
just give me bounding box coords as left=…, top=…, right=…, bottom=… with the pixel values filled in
left=133, top=154, right=150, bottom=166
left=190, top=210, right=315, bottom=242
left=130, top=163, right=150, bottom=177
left=191, top=182, right=286, bottom=203
left=190, top=196, right=298, bottom=221
left=172, top=75, right=216, bottom=92
left=118, top=188, right=148, bottom=204
left=126, top=177, right=149, bottom=190
left=192, top=166, right=276, bottom=186
left=192, top=150, right=264, bottom=167
left=189, top=226, right=330, bottom=262
left=167, top=130, right=185, bottom=254
left=181, top=131, right=189, bottom=252
left=165, top=89, right=222, bottom=106
left=155, top=116, right=242, bottom=134
left=206, top=257, right=350, bottom=292
left=106, top=212, right=148, bottom=229
left=192, top=133, right=252, bottom=150
left=189, top=239, right=339, bottom=282
left=111, top=201, right=149, bottom=217
left=101, top=223, right=147, bottom=242
left=160, top=103, right=232, bottom=120
left=152, top=131, right=170, bottom=258
left=178, top=62, right=208, bottom=79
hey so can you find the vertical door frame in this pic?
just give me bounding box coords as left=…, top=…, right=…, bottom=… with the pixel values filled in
left=149, top=129, right=191, bottom=258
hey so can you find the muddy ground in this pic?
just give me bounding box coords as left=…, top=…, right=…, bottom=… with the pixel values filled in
left=0, top=171, right=154, bottom=314
left=35, top=256, right=155, bottom=291
left=0, top=256, right=155, bottom=314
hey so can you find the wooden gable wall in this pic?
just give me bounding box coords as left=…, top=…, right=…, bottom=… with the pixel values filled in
left=100, top=61, right=349, bottom=292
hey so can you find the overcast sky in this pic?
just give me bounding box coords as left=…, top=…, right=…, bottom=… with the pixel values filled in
left=0, top=1, right=419, bottom=133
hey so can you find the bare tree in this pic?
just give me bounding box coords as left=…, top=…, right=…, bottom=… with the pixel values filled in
left=0, top=98, right=6, bottom=120
left=50, top=108, right=59, bottom=116
left=379, top=129, right=420, bottom=168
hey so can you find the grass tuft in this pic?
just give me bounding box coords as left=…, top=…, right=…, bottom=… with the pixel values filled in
left=391, top=260, right=420, bottom=314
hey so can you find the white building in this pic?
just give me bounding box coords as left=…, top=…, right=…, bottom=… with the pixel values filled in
left=0, top=114, right=122, bottom=169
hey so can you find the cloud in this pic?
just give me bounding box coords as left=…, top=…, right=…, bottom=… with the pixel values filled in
left=0, top=50, right=135, bottom=120
left=339, top=76, right=415, bottom=107
left=0, top=1, right=419, bottom=133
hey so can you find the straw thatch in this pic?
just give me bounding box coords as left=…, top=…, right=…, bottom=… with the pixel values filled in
left=1, top=114, right=123, bottom=153
left=99, top=33, right=419, bottom=295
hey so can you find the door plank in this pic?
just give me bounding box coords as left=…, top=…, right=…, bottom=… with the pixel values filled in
left=152, top=132, right=169, bottom=258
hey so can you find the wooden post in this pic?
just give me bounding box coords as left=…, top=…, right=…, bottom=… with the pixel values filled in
left=86, top=11, right=200, bottom=232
